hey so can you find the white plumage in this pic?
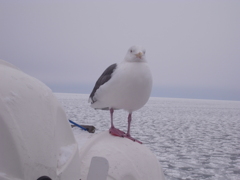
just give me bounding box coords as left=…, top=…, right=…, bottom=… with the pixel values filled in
left=89, top=45, right=152, bottom=143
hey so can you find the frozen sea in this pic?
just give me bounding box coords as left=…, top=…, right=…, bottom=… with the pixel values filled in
left=55, top=93, right=240, bottom=180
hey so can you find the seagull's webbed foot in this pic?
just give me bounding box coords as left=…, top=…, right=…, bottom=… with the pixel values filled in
left=123, top=134, right=142, bottom=144
left=109, top=127, right=125, bottom=137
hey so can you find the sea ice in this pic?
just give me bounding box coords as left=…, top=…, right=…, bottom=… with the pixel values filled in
left=55, top=93, right=240, bottom=180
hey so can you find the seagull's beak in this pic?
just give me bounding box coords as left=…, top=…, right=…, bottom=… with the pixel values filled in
left=135, top=52, right=143, bottom=58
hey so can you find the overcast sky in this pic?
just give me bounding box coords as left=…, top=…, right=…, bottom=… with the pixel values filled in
left=1, top=0, right=240, bottom=101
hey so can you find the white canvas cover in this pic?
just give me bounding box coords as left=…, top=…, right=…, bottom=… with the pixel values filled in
left=0, top=60, right=81, bottom=180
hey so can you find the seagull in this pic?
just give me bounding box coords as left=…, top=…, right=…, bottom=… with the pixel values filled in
left=89, top=45, right=152, bottom=144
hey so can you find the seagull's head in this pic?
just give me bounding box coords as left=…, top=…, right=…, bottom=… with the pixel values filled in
left=124, top=45, right=146, bottom=62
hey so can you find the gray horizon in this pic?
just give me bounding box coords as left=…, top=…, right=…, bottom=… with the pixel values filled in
left=1, top=1, right=240, bottom=101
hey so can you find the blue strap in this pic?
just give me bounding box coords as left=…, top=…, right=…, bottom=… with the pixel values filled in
left=69, top=120, right=88, bottom=131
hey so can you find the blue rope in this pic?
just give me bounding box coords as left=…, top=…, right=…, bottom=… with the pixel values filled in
left=69, top=120, right=88, bottom=131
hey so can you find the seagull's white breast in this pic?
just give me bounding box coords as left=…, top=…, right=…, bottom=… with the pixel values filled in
left=92, top=61, right=152, bottom=112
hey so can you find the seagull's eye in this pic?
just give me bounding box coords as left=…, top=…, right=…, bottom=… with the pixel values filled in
left=143, top=50, right=146, bottom=54
left=130, top=49, right=133, bottom=53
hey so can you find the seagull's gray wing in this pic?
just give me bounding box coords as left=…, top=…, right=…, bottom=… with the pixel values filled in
left=89, top=63, right=117, bottom=103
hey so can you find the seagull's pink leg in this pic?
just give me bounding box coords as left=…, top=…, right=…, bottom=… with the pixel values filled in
left=124, top=113, right=142, bottom=144
left=109, top=108, right=125, bottom=137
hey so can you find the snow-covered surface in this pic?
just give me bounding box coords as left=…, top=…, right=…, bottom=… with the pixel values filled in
left=57, top=143, right=78, bottom=171
left=55, top=93, right=240, bottom=180
left=74, top=131, right=165, bottom=180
